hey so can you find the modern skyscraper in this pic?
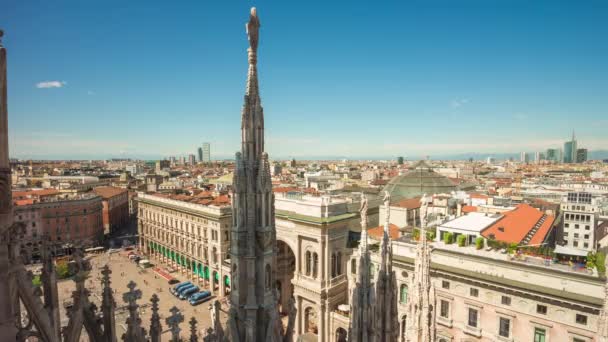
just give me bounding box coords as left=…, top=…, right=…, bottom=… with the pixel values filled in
left=202, top=142, right=211, bottom=162
left=546, top=148, right=561, bottom=163
left=520, top=152, right=528, bottom=163
left=188, top=154, right=195, bottom=165
left=563, top=131, right=577, bottom=163
left=197, top=147, right=203, bottom=162
left=576, top=148, right=588, bottom=163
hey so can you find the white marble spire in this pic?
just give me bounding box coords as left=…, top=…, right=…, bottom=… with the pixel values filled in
left=373, top=191, right=399, bottom=342
left=406, top=194, right=436, bottom=342
left=348, top=194, right=375, bottom=342
left=219, top=8, right=294, bottom=342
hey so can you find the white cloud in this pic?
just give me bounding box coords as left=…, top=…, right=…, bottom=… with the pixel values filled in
left=450, top=98, right=469, bottom=108
left=36, top=81, right=66, bottom=89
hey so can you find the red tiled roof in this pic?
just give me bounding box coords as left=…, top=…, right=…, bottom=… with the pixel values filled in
left=462, top=205, right=478, bottom=213
left=470, top=194, right=489, bottom=199
left=273, top=187, right=299, bottom=193
left=93, top=186, right=127, bottom=199
left=393, top=197, right=421, bottom=209
left=367, top=224, right=400, bottom=240
left=211, top=195, right=230, bottom=206
left=528, top=215, right=555, bottom=245
left=481, top=204, right=555, bottom=244
left=12, top=189, right=60, bottom=199
left=14, top=199, right=35, bottom=206
left=370, top=179, right=388, bottom=186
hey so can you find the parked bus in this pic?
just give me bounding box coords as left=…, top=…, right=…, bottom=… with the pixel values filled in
left=170, top=281, right=192, bottom=296
left=188, top=291, right=212, bottom=306
left=179, top=286, right=199, bottom=300
left=174, top=284, right=196, bottom=298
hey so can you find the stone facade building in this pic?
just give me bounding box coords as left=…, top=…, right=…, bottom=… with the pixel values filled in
left=137, top=192, right=232, bottom=298
left=13, top=191, right=103, bottom=262
left=93, top=186, right=129, bottom=235
left=560, top=192, right=600, bottom=253
left=274, top=190, right=379, bottom=341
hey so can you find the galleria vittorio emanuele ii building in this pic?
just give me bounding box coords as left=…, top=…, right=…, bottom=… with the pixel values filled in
left=0, top=7, right=607, bottom=342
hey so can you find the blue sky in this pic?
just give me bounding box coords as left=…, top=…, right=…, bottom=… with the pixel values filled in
left=2, top=0, right=607, bottom=160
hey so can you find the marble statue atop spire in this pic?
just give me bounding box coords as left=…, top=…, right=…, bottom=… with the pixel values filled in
left=348, top=193, right=375, bottom=342
left=373, top=191, right=399, bottom=342
left=406, top=194, right=436, bottom=342
left=246, top=7, right=260, bottom=53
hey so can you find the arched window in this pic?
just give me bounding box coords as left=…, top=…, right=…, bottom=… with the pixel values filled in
left=312, top=253, right=319, bottom=278
left=351, top=259, right=356, bottom=274
left=265, top=264, right=272, bottom=290
left=400, top=284, right=408, bottom=304
left=337, top=252, right=342, bottom=275
left=305, top=251, right=311, bottom=276
left=331, top=253, right=336, bottom=278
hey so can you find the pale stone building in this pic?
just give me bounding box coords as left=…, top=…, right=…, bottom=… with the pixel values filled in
left=137, top=192, right=233, bottom=298
left=346, top=238, right=606, bottom=342
left=273, top=190, right=379, bottom=341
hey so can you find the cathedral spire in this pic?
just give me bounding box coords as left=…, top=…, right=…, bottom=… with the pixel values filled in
left=373, top=192, right=399, bottom=342
left=349, top=194, right=375, bottom=342
left=222, top=8, right=293, bottom=342
left=406, top=194, right=436, bottom=342
left=242, top=7, right=264, bottom=163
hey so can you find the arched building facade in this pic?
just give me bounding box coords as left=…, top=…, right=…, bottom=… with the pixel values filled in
left=137, top=192, right=232, bottom=298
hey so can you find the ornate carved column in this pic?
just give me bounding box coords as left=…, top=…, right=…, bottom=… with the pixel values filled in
left=149, top=294, right=161, bottom=342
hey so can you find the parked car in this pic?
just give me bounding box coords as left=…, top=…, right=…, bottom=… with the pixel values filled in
left=168, top=279, right=180, bottom=285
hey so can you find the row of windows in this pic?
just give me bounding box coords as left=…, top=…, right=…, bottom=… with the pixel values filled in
left=565, top=213, right=592, bottom=222
left=144, top=221, right=228, bottom=243
left=147, top=237, right=220, bottom=264
left=564, top=223, right=591, bottom=230
left=563, top=232, right=591, bottom=240
left=438, top=281, right=589, bottom=326
left=438, top=301, right=588, bottom=339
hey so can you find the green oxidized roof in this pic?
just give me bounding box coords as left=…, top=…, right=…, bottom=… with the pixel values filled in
left=383, top=161, right=456, bottom=201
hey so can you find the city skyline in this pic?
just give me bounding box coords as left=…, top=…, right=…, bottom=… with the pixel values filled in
left=2, top=1, right=607, bottom=159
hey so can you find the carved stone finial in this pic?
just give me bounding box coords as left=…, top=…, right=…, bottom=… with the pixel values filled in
left=123, top=281, right=141, bottom=305
left=122, top=281, right=146, bottom=341
left=0, top=30, right=3, bottom=46
left=166, top=306, right=184, bottom=342
left=101, top=265, right=111, bottom=287
left=189, top=317, right=198, bottom=342
left=149, top=294, right=162, bottom=342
